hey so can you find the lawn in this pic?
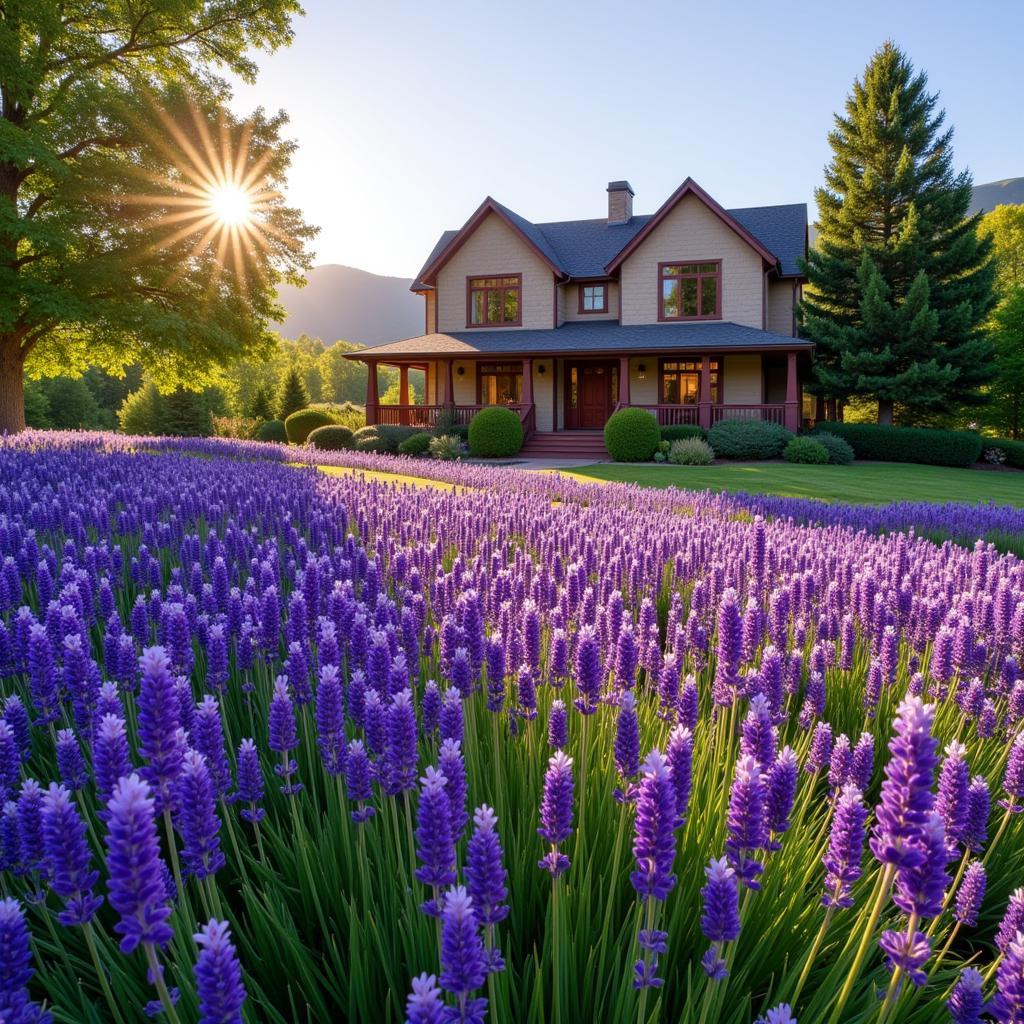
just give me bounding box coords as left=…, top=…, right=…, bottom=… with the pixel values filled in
left=554, top=460, right=1024, bottom=507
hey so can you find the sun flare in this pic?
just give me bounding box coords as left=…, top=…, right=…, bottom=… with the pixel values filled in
left=207, top=183, right=254, bottom=226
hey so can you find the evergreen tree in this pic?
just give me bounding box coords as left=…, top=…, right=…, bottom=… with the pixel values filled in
left=800, top=42, right=996, bottom=424
left=277, top=367, right=308, bottom=420
left=249, top=386, right=276, bottom=422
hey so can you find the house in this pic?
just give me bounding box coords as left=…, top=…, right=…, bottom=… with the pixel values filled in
left=347, top=177, right=814, bottom=456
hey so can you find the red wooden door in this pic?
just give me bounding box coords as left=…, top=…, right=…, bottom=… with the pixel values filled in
left=579, top=364, right=611, bottom=428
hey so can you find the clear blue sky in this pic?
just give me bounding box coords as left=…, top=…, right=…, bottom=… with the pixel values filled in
left=229, top=0, right=1024, bottom=279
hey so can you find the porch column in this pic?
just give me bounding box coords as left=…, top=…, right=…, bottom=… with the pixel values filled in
left=815, top=395, right=826, bottom=424
left=618, top=355, right=630, bottom=407
left=784, top=351, right=800, bottom=432
left=698, top=354, right=712, bottom=430
left=365, top=359, right=379, bottom=425
left=521, top=357, right=533, bottom=405
left=399, top=365, right=410, bottom=425
left=443, top=359, right=454, bottom=405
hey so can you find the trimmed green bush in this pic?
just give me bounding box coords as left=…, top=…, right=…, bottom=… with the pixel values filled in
left=306, top=401, right=365, bottom=431
left=429, top=434, right=462, bottom=460
left=604, top=408, right=660, bottom=462
left=668, top=438, right=714, bottom=466
left=811, top=431, right=855, bottom=466
left=660, top=424, right=706, bottom=443
left=468, top=407, right=524, bottom=458
left=987, top=438, right=1024, bottom=469
left=377, top=425, right=422, bottom=446
left=256, top=419, right=288, bottom=443
left=355, top=436, right=394, bottom=454
left=707, top=418, right=794, bottom=460
left=307, top=425, right=354, bottom=451
left=784, top=436, right=829, bottom=464
left=398, top=432, right=433, bottom=456
left=285, top=408, right=334, bottom=444
left=815, top=422, right=982, bottom=468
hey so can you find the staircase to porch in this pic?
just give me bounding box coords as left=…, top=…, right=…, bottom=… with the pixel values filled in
left=518, top=430, right=608, bottom=461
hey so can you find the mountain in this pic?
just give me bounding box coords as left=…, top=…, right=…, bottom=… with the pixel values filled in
left=969, top=177, right=1024, bottom=216
left=274, top=264, right=422, bottom=347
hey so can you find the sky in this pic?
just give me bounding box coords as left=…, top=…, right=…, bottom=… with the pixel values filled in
left=229, top=0, right=1024, bottom=279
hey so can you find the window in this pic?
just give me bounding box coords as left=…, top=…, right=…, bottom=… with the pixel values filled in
left=467, top=275, right=522, bottom=327
left=478, top=362, right=523, bottom=405
left=658, top=262, right=721, bottom=321
left=660, top=359, right=721, bottom=404
left=578, top=284, right=608, bottom=314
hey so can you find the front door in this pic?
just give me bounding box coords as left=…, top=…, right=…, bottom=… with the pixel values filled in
left=565, top=361, right=616, bottom=429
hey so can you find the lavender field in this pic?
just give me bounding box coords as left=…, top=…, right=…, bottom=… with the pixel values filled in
left=1, top=433, right=1023, bottom=1024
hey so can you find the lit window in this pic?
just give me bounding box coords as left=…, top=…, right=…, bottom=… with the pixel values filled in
left=660, top=359, right=721, bottom=404
left=578, top=284, right=607, bottom=314
left=467, top=275, right=521, bottom=326
left=659, top=262, right=721, bottom=321
left=478, top=362, right=523, bottom=405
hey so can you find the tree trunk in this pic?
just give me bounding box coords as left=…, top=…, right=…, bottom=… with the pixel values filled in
left=876, top=399, right=894, bottom=426
left=0, top=338, right=26, bottom=433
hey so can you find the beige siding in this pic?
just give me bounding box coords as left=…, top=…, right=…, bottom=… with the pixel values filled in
left=619, top=193, right=764, bottom=328
left=766, top=280, right=796, bottom=337
left=532, top=360, right=554, bottom=431
left=426, top=362, right=437, bottom=404
left=452, top=360, right=477, bottom=405
left=628, top=357, right=658, bottom=404
left=435, top=213, right=554, bottom=331
left=559, top=282, right=619, bottom=322
left=424, top=292, right=437, bottom=335
left=723, top=354, right=762, bottom=404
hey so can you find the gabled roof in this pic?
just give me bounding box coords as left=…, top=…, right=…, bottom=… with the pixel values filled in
left=603, top=178, right=778, bottom=273
left=412, top=184, right=807, bottom=291
left=347, top=319, right=813, bottom=359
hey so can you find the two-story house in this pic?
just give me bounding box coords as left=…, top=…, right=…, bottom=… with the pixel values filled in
left=348, top=177, right=813, bottom=457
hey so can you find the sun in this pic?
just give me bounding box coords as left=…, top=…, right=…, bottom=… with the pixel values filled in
left=206, top=183, right=254, bottom=227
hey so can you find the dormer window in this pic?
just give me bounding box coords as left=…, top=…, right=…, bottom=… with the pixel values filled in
left=467, top=275, right=522, bottom=327
left=578, top=284, right=608, bottom=314
left=658, top=261, right=721, bottom=321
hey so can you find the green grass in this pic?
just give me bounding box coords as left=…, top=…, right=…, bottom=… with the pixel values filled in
left=554, top=461, right=1024, bottom=506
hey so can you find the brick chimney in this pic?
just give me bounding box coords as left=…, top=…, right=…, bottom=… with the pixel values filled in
left=607, top=180, right=634, bottom=225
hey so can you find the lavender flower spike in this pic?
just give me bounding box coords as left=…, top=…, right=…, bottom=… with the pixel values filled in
left=414, top=766, right=456, bottom=914
left=0, top=896, right=52, bottom=1024
left=438, top=886, right=488, bottom=1024
left=193, top=918, right=246, bottom=1024
left=630, top=750, right=677, bottom=902
left=700, top=857, right=741, bottom=980
left=947, top=967, right=986, bottom=1024
left=992, top=930, right=1024, bottom=1023
left=41, top=783, right=101, bottom=926
left=405, top=973, right=445, bottom=1024
left=822, top=784, right=867, bottom=909
left=537, top=751, right=574, bottom=878
left=465, top=804, right=508, bottom=974
left=954, top=860, right=987, bottom=928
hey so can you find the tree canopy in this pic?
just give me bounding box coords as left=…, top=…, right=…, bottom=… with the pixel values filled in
left=0, top=0, right=316, bottom=430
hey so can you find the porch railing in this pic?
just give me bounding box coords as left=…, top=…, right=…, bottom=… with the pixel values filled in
left=370, top=402, right=535, bottom=439
left=616, top=403, right=787, bottom=428
left=711, top=404, right=786, bottom=426
left=627, top=404, right=700, bottom=427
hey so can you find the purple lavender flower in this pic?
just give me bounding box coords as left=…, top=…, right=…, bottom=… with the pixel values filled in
left=947, top=967, right=986, bottom=1024
left=548, top=699, right=568, bottom=750
left=936, top=742, right=971, bottom=855
left=805, top=722, right=833, bottom=774
left=1001, top=736, right=1024, bottom=813
left=27, top=623, right=59, bottom=726
left=315, top=664, right=347, bottom=777
left=0, top=896, right=52, bottom=1024
left=963, top=776, right=990, bottom=853
left=439, top=739, right=468, bottom=848
left=105, top=774, right=173, bottom=953
left=175, top=751, right=225, bottom=881
left=700, top=857, right=740, bottom=979
left=193, top=918, right=246, bottom=1024
left=850, top=732, right=874, bottom=792
left=992, top=930, right=1024, bottom=1022
left=405, top=973, right=444, bottom=1024
left=614, top=691, right=640, bottom=785
left=954, top=860, right=987, bottom=928
left=422, top=681, right=442, bottom=737
left=828, top=734, right=853, bottom=792
left=822, top=783, right=867, bottom=909
left=665, top=725, right=693, bottom=828
left=996, top=889, right=1024, bottom=954
left=630, top=750, right=677, bottom=902
left=765, top=747, right=798, bottom=846
left=439, top=688, right=464, bottom=746
left=439, top=886, right=488, bottom=1023
left=0, top=721, right=20, bottom=804
left=537, top=751, right=574, bottom=877
left=41, top=783, right=101, bottom=926
left=415, top=766, right=457, bottom=905
left=93, top=713, right=132, bottom=809
left=879, top=927, right=932, bottom=988
left=344, top=740, right=375, bottom=823
left=465, top=804, right=509, bottom=929
left=192, top=697, right=232, bottom=798
left=741, top=694, right=777, bottom=769
left=713, top=588, right=742, bottom=707
left=233, top=739, right=265, bottom=825
left=573, top=626, right=602, bottom=715
left=137, top=646, right=185, bottom=815
left=268, top=677, right=302, bottom=796
left=679, top=675, right=699, bottom=731
left=17, top=778, right=44, bottom=877
left=725, top=755, right=767, bottom=889
left=891, top=811, right=950, bottom=921
left=2, top=694, right=31, bottom=761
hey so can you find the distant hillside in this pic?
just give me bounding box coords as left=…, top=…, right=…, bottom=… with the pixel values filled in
left=274, top=264, right=422, bottom=347
left=969, top=178, right=1024, bottom=215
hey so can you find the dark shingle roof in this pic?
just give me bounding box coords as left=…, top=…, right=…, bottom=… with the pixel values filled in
left=411, top=200, right=807, bottom=289
left=351, top=320, right=813, bottom=359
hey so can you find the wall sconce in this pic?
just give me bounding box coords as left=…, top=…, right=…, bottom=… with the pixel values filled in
left=637, top=362, right=647, bottom=380
left=537, top=363, right=546, bottom=375
left=456, top=365, right=465, bottom=376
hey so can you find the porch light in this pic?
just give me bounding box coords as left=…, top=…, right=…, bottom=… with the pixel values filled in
left=637, top=362, right=647, bottom=380
left=538, top=363, right=546, bottom=374
left=456, top=365, right=465, bottom=376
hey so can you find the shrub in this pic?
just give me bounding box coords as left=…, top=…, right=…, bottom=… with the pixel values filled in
left=707, top=418, right=794, bottom=460
left=989, top=438, right=1024, bottom=469
left=660, top=424, right=706, bottom=443
left=653, top=451, right=666, bottom=463
left=668, top=438, right=714, bottom=466
left=213, top=416, right=259, bottom=440
left=355, top=436, right=394, bottom=454
left=812, top=432, right=855, bottom=466
left=377, top=425, right=421, bottom=446
left=604, top=408, right=660, bottom=462
left=429, top=434, right=462, bottom=461
left=815, top=422, right=982, bottom=468
left=307, top=401, right=365, bottom=431
left=783, top=437, right=829, bottom=464
left=256, top=419, right=288, bottom=443
left=285, top=408, right=334, bottom=444
left=398, top=432, right=433, bottom=456
left=308, top=425, right=355, bottom=451
left=468, top=407, right=524, bottom=457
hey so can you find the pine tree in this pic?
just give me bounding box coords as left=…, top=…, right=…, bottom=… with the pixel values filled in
left=249, top=385, right=275, bottom=422
left=277, top=368, right=308, bottom=420
left=800, top=42, right=996, bottom=424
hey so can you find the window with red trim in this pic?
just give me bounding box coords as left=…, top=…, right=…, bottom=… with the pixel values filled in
left=578, top=284, right=607, bottom=314
left=659, top=262, right=721, bottom=321
left=467, top=275, right=522, bottom=326
left=660, top=359, right=721, bottom=404
left=477, top=362, right=523, bottom=404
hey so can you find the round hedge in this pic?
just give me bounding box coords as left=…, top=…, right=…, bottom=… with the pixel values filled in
left=256, top=419, right=287, bottom=443
left=707, top=418, right=793, bottom=460
left=467, top=407, right=523, bottom=457
left=604, top=408, right=661, bottom=462
left=398, top=432, right=433, bottom=456
left=307, top=425, right=354, bottom=451
left=668, top=437, right=714, bottom=466
left=812, top=432, right=855, bottom=465
left=284, top=408, right=335, bottom=444
left=660, top=424, right=706, bottom=443
left=783, top=436, right=829, bottom=464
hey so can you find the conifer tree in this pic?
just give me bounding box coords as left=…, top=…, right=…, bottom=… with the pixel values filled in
left=277, top=367, right=308, bottom=420
left=800, top=42, right=996, bottom=424
left=249, top=386, right=276, bottom=422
